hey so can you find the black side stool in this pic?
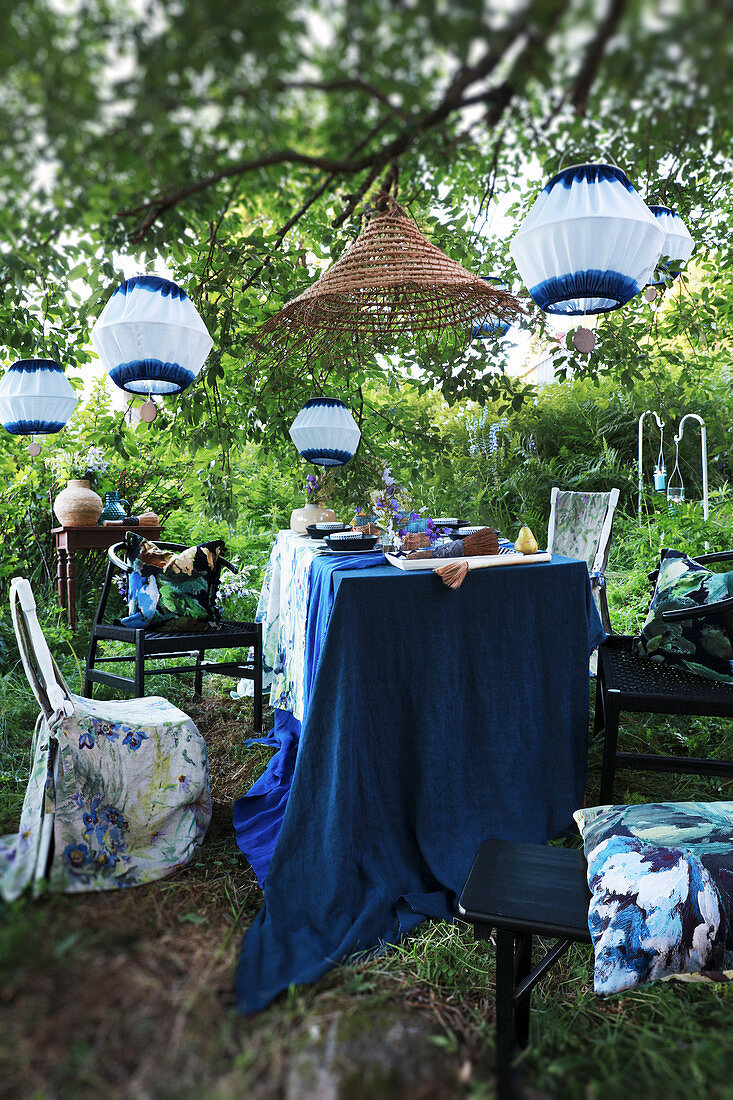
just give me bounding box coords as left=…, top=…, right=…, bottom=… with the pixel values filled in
left=458, top=839, right=591, bottom=1100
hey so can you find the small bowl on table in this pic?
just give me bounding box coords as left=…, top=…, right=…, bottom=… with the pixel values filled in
left=452, top=524, right=488, bottom=539
left=323, top=531, right=379, bottom=552
left=306, top=522, right=350, bottom=540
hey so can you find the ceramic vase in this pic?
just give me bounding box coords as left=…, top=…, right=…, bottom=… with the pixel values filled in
left=289, top=501, right=337, bottom=534
left=53, top=479, right=104, bottom=527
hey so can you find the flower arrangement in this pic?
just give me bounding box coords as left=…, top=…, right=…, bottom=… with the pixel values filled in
left=368, top=466, right=421, bottom=545
left=53, top=445, right=111, bottom=484
left=304, top=469, right=335, bottom=505
left=425, top=518, right=453, bottom=544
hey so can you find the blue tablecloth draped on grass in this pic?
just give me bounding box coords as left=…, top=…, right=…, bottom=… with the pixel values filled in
left=236, top=554, right=604, bottom=1013
left=233, top=549, right=384, bottom=885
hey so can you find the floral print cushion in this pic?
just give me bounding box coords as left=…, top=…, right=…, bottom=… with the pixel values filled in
left=0, top=693, right=211, bottom=900
left=574, top=801, right=733, bottom=995
left=119, top=532, right=225, bottom=632
left=633, top=549, right=733, bottom=682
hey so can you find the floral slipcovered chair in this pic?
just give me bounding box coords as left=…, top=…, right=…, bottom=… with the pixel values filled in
left=547, top=487, right=620, bottom=635
left=0, top=578, right=211, bottom=902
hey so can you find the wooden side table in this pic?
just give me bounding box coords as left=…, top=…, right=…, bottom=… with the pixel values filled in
left=52, top=524, right=163, bottom=631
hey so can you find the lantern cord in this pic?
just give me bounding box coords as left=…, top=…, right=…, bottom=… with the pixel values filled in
left=557, top=148, right=621, bottom=171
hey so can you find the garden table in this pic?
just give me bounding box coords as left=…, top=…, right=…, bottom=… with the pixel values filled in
left=233, top=531, right=604, bottom=1013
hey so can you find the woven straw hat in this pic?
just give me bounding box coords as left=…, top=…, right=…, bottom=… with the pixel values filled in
left=255, top=196, right=525, bottom=360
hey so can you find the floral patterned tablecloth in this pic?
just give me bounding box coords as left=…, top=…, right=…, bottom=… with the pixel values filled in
left=255, top=531, right=322, bottom=722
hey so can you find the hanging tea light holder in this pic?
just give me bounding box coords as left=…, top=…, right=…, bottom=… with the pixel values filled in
left=669, top=413, right=708, bottom=518
left=667, top=442, right=685, bottom=510
left=637, top=410, right=665, bottom=519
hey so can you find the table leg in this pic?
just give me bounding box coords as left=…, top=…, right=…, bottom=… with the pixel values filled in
left=57, top=547, right=67, bottom=612
left=66, top=550, right=76, bottom=632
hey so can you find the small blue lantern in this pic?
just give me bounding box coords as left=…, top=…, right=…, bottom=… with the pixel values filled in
left=473, top=277, right=511, bottom=339
left=0, top=359, right=78, bottom=437
left=510, top=163, right=665, bottom=315
left=648, top=206, right=694, bottom=285
left=289, top=398, right=361, bottom=466
left=91, top=275, right=213, bottom=396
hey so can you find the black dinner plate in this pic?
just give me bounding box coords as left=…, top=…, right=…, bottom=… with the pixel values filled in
left=323, top=534, right=379, bottom=552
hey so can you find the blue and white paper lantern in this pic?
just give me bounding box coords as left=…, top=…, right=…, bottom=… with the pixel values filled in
left=509, top=164, right=665, bottom=315
left=648, top=206, right=694, bottom=284
left=289, top=398, right=361, bottom=466
left=91, top=275, right=213, bottom=395
left=473, top=277, right=511, bottom=339
left=0, top=359, right=78, bottom=436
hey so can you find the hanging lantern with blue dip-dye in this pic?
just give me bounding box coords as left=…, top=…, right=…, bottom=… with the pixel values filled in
left=0, top=360, right=78, bottom=453
left=509, top=163, right=665, bottom=316
left=647, top=206, right=694, bottom=285
left=91, top=275, right=213, bottom=398
left=289, top=398, right=361, bottom=467
left=473, top=277, right=512, bottom=339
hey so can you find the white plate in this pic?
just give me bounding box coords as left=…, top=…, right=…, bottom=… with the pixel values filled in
left=385, top=551, right=551, bottom=570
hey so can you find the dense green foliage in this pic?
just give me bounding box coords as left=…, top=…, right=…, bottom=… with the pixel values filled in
left=3, top=4, right=733, bottom=1095
left=1, top=0, right=733, bottom=523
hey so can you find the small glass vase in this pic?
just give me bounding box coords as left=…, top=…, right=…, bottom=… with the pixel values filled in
left=380, top=522, right=397, bottom=552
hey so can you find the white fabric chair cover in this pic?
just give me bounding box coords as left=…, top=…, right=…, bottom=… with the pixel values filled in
left=0, top=579, right=211, bottom=901
left=547, top=487, right=620, bottom=638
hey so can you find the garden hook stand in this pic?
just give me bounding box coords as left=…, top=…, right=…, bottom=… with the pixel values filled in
left=638, top=410, right=665, bottom=520
left=672, top=413, right=709, bottom=520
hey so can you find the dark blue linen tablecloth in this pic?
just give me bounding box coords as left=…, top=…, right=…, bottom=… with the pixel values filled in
left=233, top=550, right=384, bottom=884
left=236, top=554, right=604, bottom=1013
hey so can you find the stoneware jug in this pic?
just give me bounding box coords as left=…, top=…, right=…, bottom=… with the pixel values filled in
left=289, top=502, right=337, bottom=534
left=53, top=480, right=104, bottom=527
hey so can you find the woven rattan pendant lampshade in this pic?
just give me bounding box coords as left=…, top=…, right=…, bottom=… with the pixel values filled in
left=255, top=196, right=524, bottom=360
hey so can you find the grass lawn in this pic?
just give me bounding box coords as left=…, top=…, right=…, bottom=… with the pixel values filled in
left=2, top=585, right=733, bottom=1099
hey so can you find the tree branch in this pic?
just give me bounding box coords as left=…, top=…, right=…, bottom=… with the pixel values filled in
left=569, top=0, right=627, bottom=115
left=119, top=8, right=536, bottom=239
left=273, top=77, right=407, bottom=118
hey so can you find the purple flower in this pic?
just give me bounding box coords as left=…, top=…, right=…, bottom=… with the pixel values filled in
left=64, top=842, right=90, bottom=874
left=122, top=729, right=148, bottom=751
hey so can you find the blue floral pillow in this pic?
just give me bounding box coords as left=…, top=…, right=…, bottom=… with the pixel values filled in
left=633, top=549, right=733, bottom=681
left=574, top=801, right=733, bottom=995
left=118, top=534, right=225, bottom=632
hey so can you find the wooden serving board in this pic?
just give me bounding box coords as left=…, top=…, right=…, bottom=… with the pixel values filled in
left=385, top=551, right=551, bottom=571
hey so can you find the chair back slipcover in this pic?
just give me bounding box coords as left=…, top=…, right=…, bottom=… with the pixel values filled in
left=547, top=487, right=620, bottom=636
left=0, top=578, right=211, bottom=902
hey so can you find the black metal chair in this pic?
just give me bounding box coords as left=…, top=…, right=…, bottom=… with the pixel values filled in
left=596, top=551, right=733, bottom=803
left=459, top=838, right=591, bottom=1100
left=84, top=541, right=263, bottom=732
